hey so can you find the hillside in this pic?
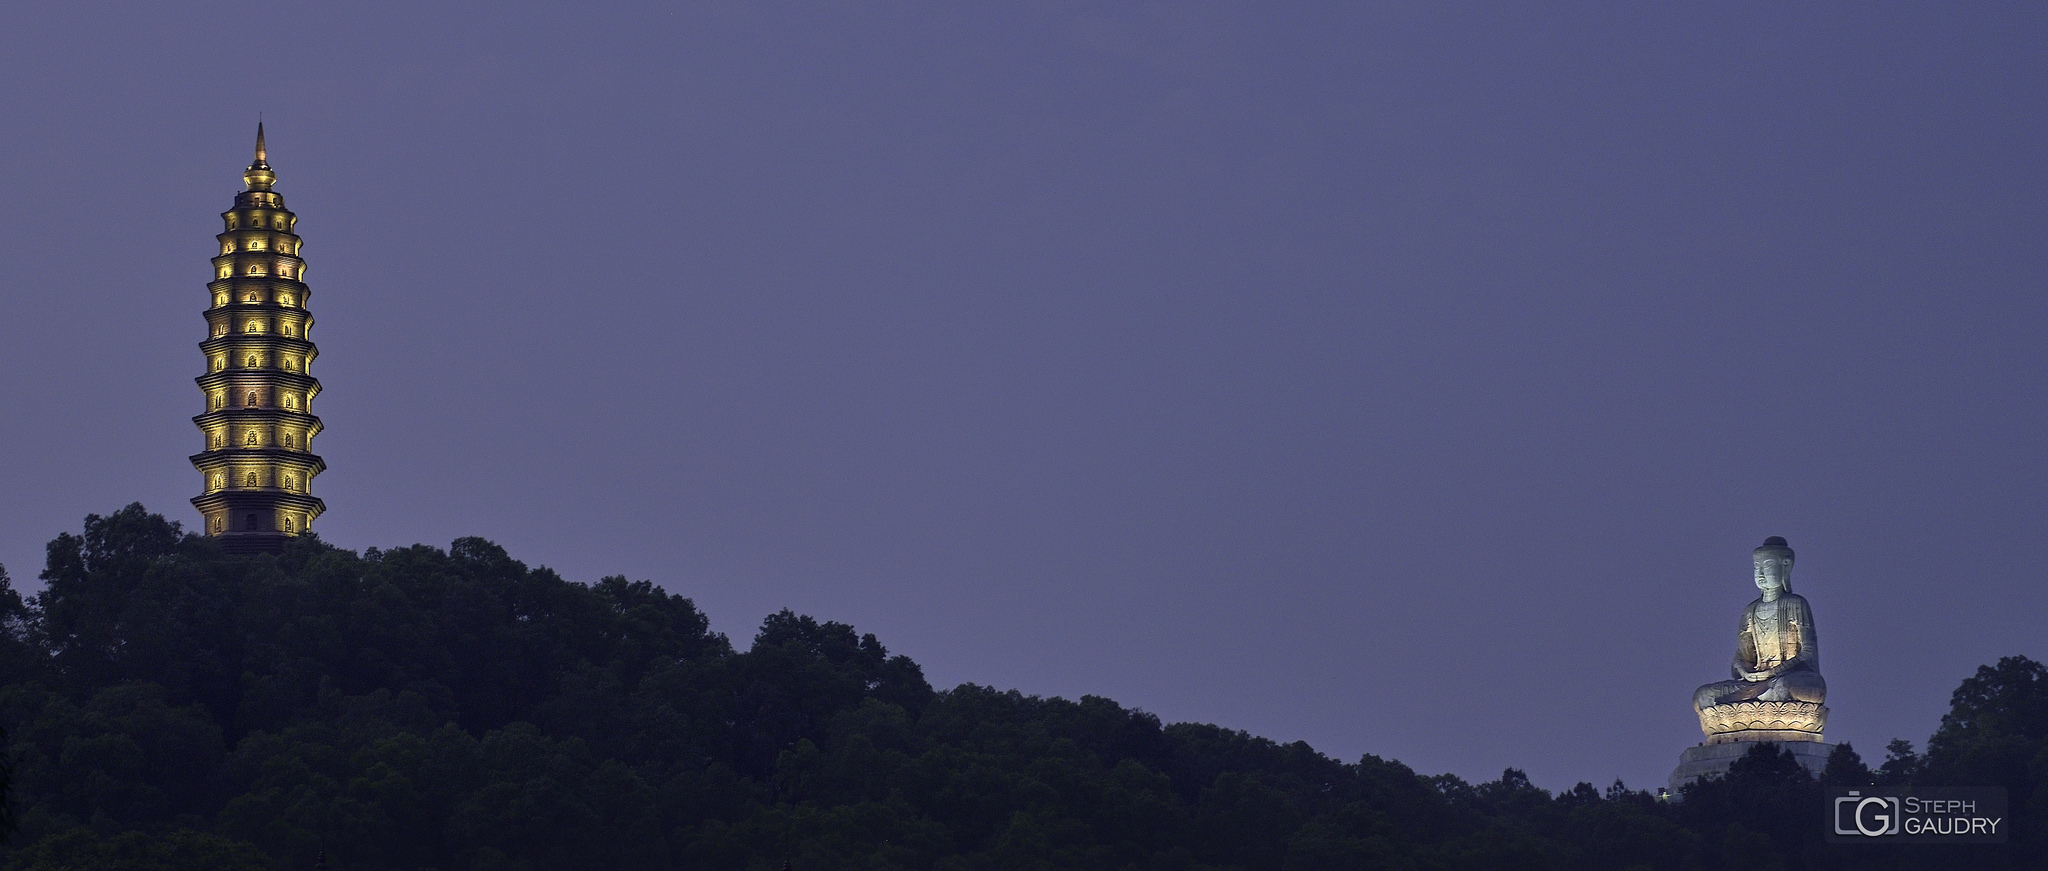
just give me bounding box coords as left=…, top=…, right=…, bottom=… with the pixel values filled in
left=0, top=505, right=2039, bottom=870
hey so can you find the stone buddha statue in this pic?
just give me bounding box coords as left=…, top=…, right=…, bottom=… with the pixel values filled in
left=1689, top=536, right=1827, bottom=741
left=1670, top=537, right=1835, bottom=792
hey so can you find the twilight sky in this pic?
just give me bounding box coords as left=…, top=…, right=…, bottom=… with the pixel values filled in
left=1, top=3, right=2044, bottom=792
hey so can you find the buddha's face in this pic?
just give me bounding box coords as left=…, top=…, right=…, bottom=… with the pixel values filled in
left=1754, top=554, right=1792, bottom=596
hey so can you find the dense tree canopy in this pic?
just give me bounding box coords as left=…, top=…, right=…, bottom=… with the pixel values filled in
left=0, top=505, right=2040, bottom=870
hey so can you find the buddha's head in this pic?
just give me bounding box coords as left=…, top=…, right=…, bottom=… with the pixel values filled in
left=1753, top=536, right=1794, bottom=599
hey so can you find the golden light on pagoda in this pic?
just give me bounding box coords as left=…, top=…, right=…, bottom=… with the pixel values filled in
left=189, top=124, right=327, bottom=553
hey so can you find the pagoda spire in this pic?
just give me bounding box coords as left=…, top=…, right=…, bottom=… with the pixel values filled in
left=243, top=122, right=276, bottom=192
left=192, top=127, right=327, bottom=553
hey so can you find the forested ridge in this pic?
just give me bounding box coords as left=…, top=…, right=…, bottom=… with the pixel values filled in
left=0, top=505, right=2041, bottom=870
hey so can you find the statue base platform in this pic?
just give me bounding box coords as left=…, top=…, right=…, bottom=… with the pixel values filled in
left=1668, top=739, right=1834, bottom=795
left=1671, top=701, right=1832, bottom=795
left=1697, top=700, right=1827, bottom=741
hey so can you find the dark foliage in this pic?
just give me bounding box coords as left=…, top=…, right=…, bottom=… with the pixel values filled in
left=0, top=505, right=2040, bottom=870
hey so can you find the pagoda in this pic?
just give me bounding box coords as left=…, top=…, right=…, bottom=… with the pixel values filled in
left=190, top=124, right=326, bottom=553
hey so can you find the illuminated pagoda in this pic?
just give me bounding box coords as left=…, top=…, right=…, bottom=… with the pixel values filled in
left=190, top=124, right=326, bottom=553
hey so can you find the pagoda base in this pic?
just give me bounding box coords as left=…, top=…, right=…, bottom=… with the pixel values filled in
left=216, top=532, right=289, bottom=555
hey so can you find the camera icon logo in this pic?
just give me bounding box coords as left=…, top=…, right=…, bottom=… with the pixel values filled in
left=1834, top=791, right=1901, bottom=837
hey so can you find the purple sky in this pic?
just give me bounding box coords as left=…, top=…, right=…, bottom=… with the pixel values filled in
left=1, top=4, right=2043, bottom=792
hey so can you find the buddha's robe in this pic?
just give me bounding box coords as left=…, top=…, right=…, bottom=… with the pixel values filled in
left=1693, top=592, right=1825, bottom=710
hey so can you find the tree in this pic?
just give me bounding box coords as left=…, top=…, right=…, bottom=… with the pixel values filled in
left=12, top=505, right=2048, bottom=870
left=1921, top=656, right=2048, bottom=868
left=1677, top=743, right=1822, bottom=863
left=1819, top=742, right=1873, bottom=791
